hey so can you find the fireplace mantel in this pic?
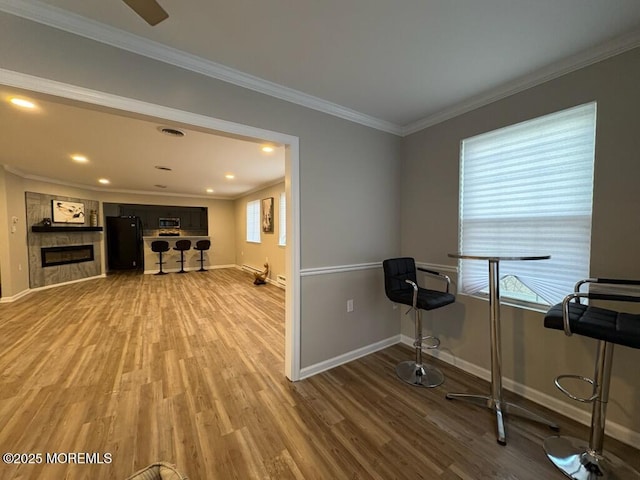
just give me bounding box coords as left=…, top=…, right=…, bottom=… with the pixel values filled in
left=31, top=225, right=103, bottom=232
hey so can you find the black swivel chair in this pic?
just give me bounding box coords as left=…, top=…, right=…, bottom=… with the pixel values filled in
left=151, top=240, right=170, bottom=275
left=193, top=239, right=211, bottom=272
left=543, top=278, right=640, bottom=480
left=383, top=257, right=455, bottom=388
left=173, top=239, right=192, bottom=273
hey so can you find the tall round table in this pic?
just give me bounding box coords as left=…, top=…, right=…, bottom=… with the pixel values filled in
left=446, top=252, right=559, bottom=445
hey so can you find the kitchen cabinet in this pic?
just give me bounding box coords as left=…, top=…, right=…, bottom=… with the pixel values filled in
left=117, top=204, right=207, bottom=232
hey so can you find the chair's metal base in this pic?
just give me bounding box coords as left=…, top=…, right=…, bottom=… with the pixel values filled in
left=396, top=361, right=444, bottom=388
left=155, top=271, right=168, bottom=275
left=446, top=393, right=559, bottom=445
left=544, top=435, right=640, bottom=480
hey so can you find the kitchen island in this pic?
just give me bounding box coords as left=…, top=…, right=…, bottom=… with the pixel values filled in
left=142, top=236, right=211, bottom=274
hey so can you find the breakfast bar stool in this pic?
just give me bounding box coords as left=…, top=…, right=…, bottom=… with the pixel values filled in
left=543, top=277, right=640, bottom=480
left=151, top=240, right=170, bottom=275
left=173, top=239, right=191, bottom=273
left=382, top=257, right=455, bottom=388
left=194, top=239, right=211, bottom=272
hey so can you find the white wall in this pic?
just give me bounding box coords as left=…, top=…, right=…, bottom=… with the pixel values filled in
left=234, top=182, right=286, bottom=282
left=0, top=169, right=29, bottom=299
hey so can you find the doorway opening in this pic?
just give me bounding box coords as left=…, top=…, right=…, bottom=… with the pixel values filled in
left=0, top=68, right=301, bottom=380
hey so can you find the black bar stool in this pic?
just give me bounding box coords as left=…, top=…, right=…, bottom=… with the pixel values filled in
left=173, top=239, right=191, bottom=273
left=382, top=257, right=455, bottom=388
left=151, top=240, right=170, bottom=275
left=193, top=239, right=211, bottom=272
left=543, top=277, right=640, bottom=480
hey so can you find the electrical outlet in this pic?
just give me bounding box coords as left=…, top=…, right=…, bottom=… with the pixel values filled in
left=347, top=299, right=354, bottom=313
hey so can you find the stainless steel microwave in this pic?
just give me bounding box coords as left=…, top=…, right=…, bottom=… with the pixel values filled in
left=159, top=217, right=180, bottom=229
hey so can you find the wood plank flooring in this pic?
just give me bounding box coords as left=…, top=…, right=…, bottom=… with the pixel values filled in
left=0, top=268, right=638, bottom=479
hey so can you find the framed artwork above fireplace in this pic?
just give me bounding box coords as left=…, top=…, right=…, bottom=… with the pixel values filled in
left=52, top=200, right=85, bottom=223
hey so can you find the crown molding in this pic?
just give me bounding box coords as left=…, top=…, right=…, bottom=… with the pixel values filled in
left=2, top=0, right=639, bottom=138
left=0, top=0, right=402, bottom=136
left=402, top=28, right=640, bottom=136
left=3, top=165, right=233, bottom=200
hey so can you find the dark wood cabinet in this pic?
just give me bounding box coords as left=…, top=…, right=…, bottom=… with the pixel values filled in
left=117, top=204, right=207, bottom=232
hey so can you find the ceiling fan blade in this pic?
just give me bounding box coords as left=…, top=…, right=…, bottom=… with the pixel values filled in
left=122, top=0, right=169, bottom=26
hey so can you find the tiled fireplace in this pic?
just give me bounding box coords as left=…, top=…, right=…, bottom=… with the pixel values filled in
left=26, top=192, right=102, bottom=289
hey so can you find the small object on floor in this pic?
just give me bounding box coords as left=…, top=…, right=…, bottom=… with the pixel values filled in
left=125, top=461, right=188, bottom=480
left=254, top=262, right=269, bottom=285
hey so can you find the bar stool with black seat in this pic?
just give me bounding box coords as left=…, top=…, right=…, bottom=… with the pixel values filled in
left=543, top=277, right=640, bottom=480
left=193, top=239, right=211, bottom=272
left=151, top=240, right=170, bottom=275
left=173, top=239, right=191, bottom=273
left=383, top=257, right=455, bottom=388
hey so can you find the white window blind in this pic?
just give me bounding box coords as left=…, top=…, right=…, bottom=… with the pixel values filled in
left=459, top=102, right=596, bottom=307
left=246, top=200, right=261, bottom=243
left=278, top=192, right=286, bottom=246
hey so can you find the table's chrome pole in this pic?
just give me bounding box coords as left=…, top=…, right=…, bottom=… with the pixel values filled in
left=446, top=253, right=559, bottom=445
left=488, top=259, right=506, bottom=444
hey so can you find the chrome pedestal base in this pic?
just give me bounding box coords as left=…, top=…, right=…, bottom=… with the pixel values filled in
left=544, top=436, right=640, bottom=480
left=396, top=361, right=444, bottom=388
left=446, top=393, right=559, bottom=445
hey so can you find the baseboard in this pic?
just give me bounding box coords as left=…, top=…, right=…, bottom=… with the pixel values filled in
left=0, top=288, right=31, bottom=303
left=300, top=334, right=401, bottom=380
left=1, top=274, right=107, bottom=303
left=399, top=335, right=640, bottom=448
left=234, top=264, right=285, bottom=289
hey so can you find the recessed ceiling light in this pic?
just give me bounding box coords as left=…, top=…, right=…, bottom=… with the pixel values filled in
left=261, top=146, right=274, bottom=153
left=159, top=127, right=185, bottom=137
left=9, top=97, right=36, bottom=109
left=98, top=178, right=110, bottom=184
left=206, top=188, right=214, bottom=193
left=225, top=174, right=235, bottom=179
left=154, top=184, right=167, bottom=189
left=71, top=155, right=88, bottom=163
left=155, top=165, right=173, bottom=171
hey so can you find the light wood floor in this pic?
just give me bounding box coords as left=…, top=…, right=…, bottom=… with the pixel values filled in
left=0, top=268, right=638, bottom=479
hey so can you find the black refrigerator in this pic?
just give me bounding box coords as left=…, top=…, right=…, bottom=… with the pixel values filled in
left=106, top=216, right=143, bottom=270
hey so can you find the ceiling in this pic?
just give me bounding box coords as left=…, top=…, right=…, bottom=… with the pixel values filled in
left=0, top=87, right=285, bottom=199
left=2, top=1, right=640, bottom=197
left=6, top=0, right=640, bottom=129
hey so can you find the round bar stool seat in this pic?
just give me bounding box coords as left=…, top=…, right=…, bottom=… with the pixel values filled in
left=193, top=239, right=211, bottom=272
left=173, top=239, right=191, bottom=273
left=151, top=240, right=170, bottom=275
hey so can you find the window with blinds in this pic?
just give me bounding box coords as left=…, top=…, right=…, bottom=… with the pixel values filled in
left=246, top=200, right=261, bottom=243
left=278, top=192, right=286, bottom=246
left=458, top=102, right=596, bottom=308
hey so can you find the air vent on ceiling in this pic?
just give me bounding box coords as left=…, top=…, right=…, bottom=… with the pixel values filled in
left=159, top=127, right=185, bottom=137
left=154, top=165, right=173, bottom=171
left=154, top=184, right=167, bottom=189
